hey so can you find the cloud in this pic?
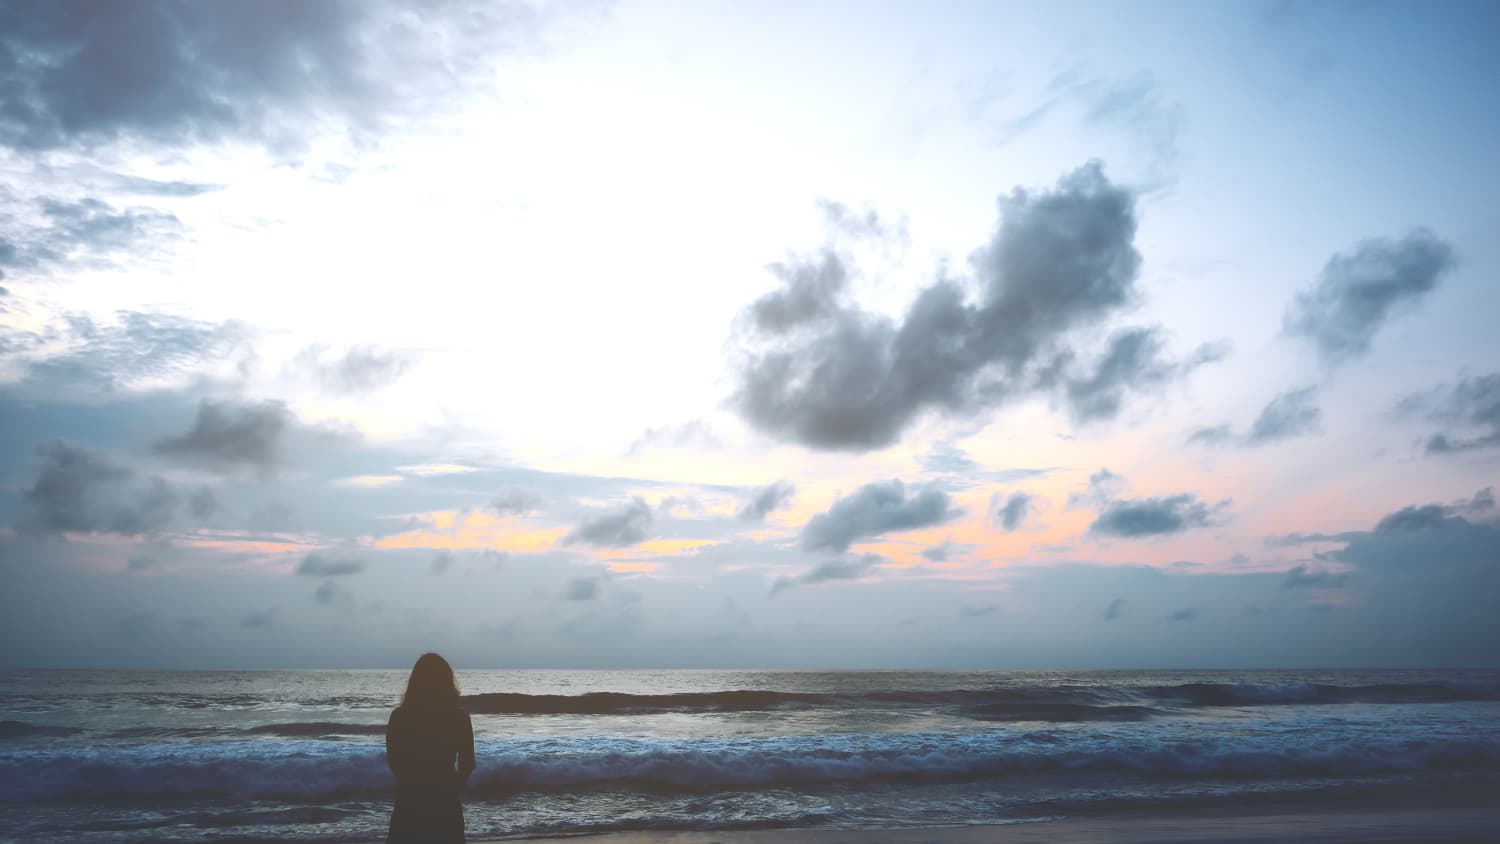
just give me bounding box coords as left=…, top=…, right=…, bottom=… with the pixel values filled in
left=993, top=492, right=1032, bottom=531
left=801, top=480, right=956, bottom=553
left=1368, top=488, right=1496, bottom=535
left=1104, top=597, right=1127, bottom=619
left=563, top=498, right=652, bottom=548
left=1399, top=372, right=1500, bottom=455
left=490, top=486, right=544, bottom=517
left=1164, top=608, right=1199, bottom=622
left=732, top=162, right=1223, bottom=451
left=20, top=442, right=177, bottom=536
left=0, top=1, right=532, bottom=153
left=154, top=399, right=290, bottom=473
left=1091, top=494, right=1225, bottom=538
left=564, top=576, right=600, bottom=601
left=815, top=198, right=908, bottom=246
left=0, top=195, right=183, bottom=277
left=1246, top=387, right=1322, bottom=444
left=3, top=310, right=245, bottom=398
left=240, top=609, right=276, bottom=629
left=105, top=174, right=223, bottom=197
left=627, top=419, right=722, bottom=455
left=1059, top=329, right=1227, bottom=423
left=431, top=551, right=453, bottom=574
left=1283, top=229, right=1455, bottom=363
left=1283, top=565, right=1348, bottom=589
left=960, top=603, right=999, bottom=617
left=1190, top=387, right=1322, bottom=448
left=313, top=580, right=352, bottom=605
left=187, top=487, right=219, bottom=520
left=738, top=480, right=795, bottom=522
left=1186, top=425, right=1234, bottom=446
left=919, top=442, right=980, bottom=474
left=298, top=345, right=413, bottom=394
left=921, top=541, right=954, bottom=562
left=1074, top=468, right=1227, bottom=538
left=770, top=553, right=882, bottom=596
left=296, top=553, right=364, bottom=577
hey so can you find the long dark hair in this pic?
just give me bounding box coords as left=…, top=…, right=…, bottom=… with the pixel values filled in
left=401, top=652, right=460, bottom=710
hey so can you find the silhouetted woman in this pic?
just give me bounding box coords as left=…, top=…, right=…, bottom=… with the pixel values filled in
left=386, top=652, right=476, bottom=843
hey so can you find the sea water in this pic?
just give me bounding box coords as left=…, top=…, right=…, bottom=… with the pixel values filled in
left=2, top=668, right=1499, bottom=841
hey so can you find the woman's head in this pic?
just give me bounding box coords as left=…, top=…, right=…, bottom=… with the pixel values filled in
left=401, top=652, right=460, bottom=710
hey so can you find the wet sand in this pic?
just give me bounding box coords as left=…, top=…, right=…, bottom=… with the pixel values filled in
left=464, top=790, right=1500, bottom=843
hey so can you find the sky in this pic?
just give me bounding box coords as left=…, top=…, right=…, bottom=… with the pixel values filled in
left=1, top=0, right=1497, bottom=670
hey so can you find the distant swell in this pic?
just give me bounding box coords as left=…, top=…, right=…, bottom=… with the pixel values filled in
left=460, top=681, right=1500, bottom=718
left=461, top=688, right=1133, bottom=719
left=463, top=690, right=834, bottom=715
left=1146, top=681, right=1500, bottom=707
left=3, top=729, right=1496, bottom=803
left=243, top=722, right=387, bottom=738
left=0, top=720, right=84, bottom=739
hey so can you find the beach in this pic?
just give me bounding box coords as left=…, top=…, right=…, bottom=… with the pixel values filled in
left=481, top=795, right=1500, bottom=844
left=4, top=668, right=1500, bottom=842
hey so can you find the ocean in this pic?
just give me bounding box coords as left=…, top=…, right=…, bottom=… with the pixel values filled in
left=2, top=668, right=1498, bottom=842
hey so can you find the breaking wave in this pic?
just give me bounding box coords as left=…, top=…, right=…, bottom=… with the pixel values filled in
left=3, top=728, right=1496, bottom=803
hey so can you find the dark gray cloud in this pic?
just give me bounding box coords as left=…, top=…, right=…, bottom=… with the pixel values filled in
left=0, top=195, right=183, bottom=276
left=738, top=480, right=794, bottom=522
left=1371, top=489, right=1495, bottom=533
left=20, top=442, right=177, bottom=535
left=1091, top=494, right=1224, bottom=538
left=994, top=492, right=1032, bottom=531
left=0, top=0, right=530, bottom=152
left=431, top=551, right=453, bottom=574
left=1399, top=372, right=1500, bottom=455
left=733, top=163, right=1224, bottom=451
left=801, top=480, right=955, bottom=553
left=296, top=553, right=364, bottom=577
left=770, top=553, right=882, bottom=596
left=154, top=399, right=290, bottom=473
left=490, top=486, right=544, bottom=517
left=1283, top=229, right=1455, bottom=363
left=1283, top=565, right=1348, bottom=589
left=564, top=576, right=600, bottom=601
left=1074, top=468, right=1227, bottom=538
left=298, top=345, right=414, bottom=394
left=1104, top=597, right=1126, bottom=619
left=563, top=498, right=652, bottom=548
left=1164, top=608, right=1199, bottom=622
left=1246, top=387, right=1322, bottom=444
left=1313, top=506, right=1500, bottom=664
left=960, top=603, right=999, bottom=618
left=1375, top=504, right=1455, bottom=534
left=748, top=250, right=849, bottom=334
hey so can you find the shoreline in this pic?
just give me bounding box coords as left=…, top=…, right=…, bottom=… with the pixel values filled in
left=460, top=790, right=1500, bottom=844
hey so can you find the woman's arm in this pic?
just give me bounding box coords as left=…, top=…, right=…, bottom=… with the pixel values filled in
left=456, top=712, right=476, bottom=785
left=385, top=709, right=402, bottom=776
